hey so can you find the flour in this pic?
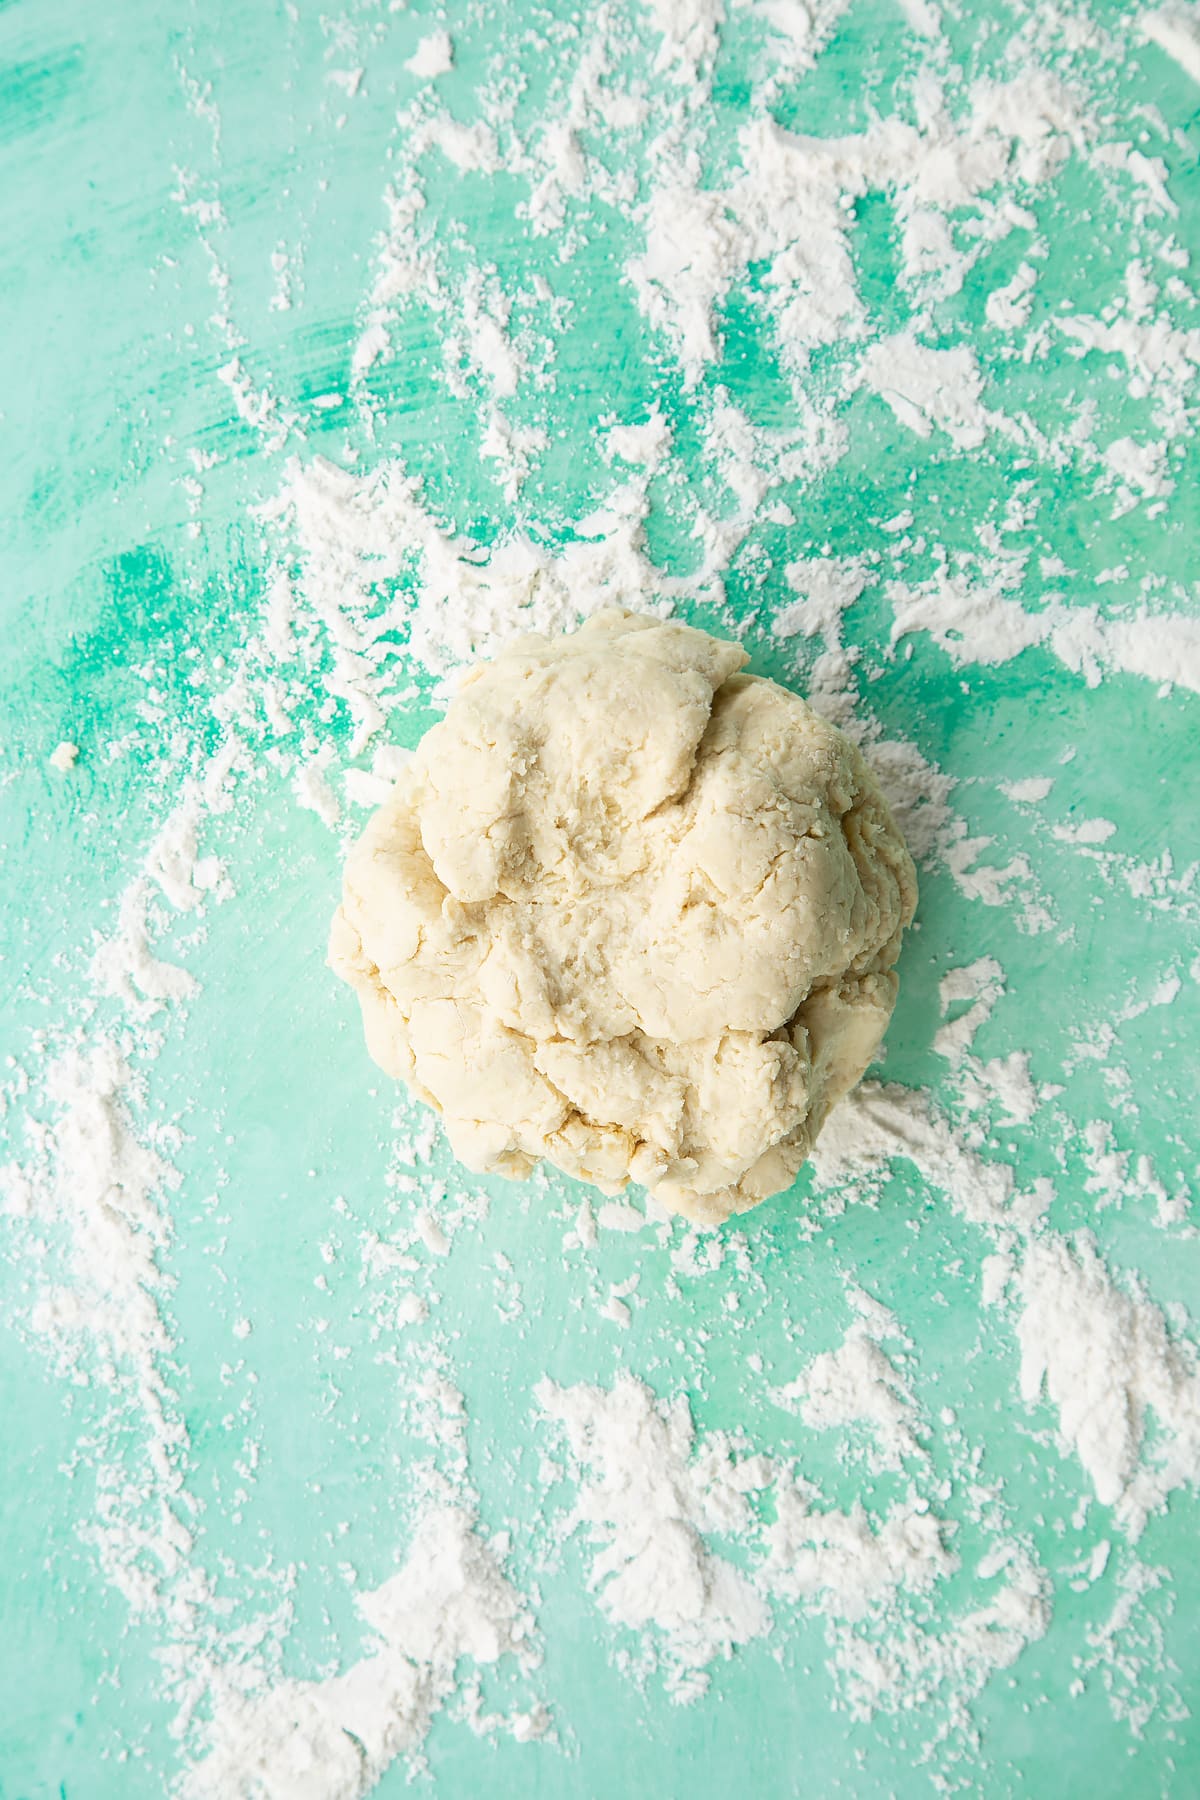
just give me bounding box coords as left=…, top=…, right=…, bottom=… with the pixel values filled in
left=1053, top=817, right=1117, bottom=846
left=985, top=261, right=1039, bottom=332
left=258, top=22, right=1198, bottom=751
left=859, top=335, right=993, bottom=451
left=888, top=570, right=1200, bottom=696
left=258, top=455, right=668, bottom=721
left=2, top=1033, right=198, bottom=1628
left=1058, top=300, right=1200, bottom=442
left=643, top=0, right=723, bottom=82
left=90, top=879, right=200, bottom=1012
left=603, top=408, right=672, bottom=469
left=537, top=1367, right=1055, bottom=1731
left=229, top=15, right=1195, bottom=1772
left=811, top=1088, right=1200, bottom=1534
left=405, top=30, right=454, bottom=81
left=933, top=958, right=1006, bottom=1065
left=809, top=1080, right=1019, bottom=1231
left=187, top=1508, right=542, bottom=1799
left=625, top=75, right=1082, bottom=386
left=1000, top=776, right=1054, bottom=805
left=1017, top=1234, right=1200, bottom=1538
left=1142, top=5, right=1200, bottom=81
left=294, top=748, right=343, bottom=830
left=773, top=1285, right=924, bottom=1472
left=762, top=1480, right=954, bottom=1622
left=415, top=115, right=501, bottom=177
left=771, top=555, right=868, bottom=648
left=1074, top=1554, right=1182, bottom=1738
left=537, top=1374, right=771, bottom=1699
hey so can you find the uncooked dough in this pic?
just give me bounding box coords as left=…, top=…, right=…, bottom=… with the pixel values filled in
left=330, top=610, right=917, bottom=1226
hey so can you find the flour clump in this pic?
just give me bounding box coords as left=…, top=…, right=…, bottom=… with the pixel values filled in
left=331, top=610, right=916, bottom=1225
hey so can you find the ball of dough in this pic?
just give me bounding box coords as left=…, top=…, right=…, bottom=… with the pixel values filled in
left=330, top=610, right=917, bottom=1227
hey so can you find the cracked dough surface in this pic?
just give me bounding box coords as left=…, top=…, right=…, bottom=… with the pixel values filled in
left=330, top=610, right=917, bottom=1226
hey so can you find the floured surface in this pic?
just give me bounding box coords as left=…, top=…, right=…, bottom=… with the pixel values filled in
left=1, top=1, right=1199, bottom=1797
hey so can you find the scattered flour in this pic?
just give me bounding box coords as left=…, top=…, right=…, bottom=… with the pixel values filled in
left=773, top=1285, right=924, bottom=1472
left=808, top=1081, right=1018, bottom=1231
left=186, top=1509, right=542, bottom=1799
left=1001, top=776, right=1054, bottom=804
left=933, top=957, right=1006, bottom=1064
left=1142, top=5, right=1200, bottom=83
left=761, top=1480, right=958, bottom=1647
left=887, top=569, right=1200, bottom=696
left=604, top=408, right=672, bottom=468
left=859, top=334, right=993, bottom=451
left=537, top=1368, right=1054, bottom=1730
left=405, top=30, right=454, bottom=80
left=1017, top=1234, right=1200, bottom=1538
left=536, top=1374, right=771, bottom=1699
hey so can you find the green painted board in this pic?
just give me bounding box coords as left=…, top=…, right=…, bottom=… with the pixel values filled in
left=2, top=1, right=1198, bottom=1796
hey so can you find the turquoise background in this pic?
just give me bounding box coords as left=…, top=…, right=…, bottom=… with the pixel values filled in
left=1, top=1, right=1198, bottom=1796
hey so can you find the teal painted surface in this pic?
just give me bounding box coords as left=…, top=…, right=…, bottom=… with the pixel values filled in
left=1, top=1, right=1198, bottom=1796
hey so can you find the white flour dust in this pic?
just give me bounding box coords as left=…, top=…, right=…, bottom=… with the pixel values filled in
left=537, top=1375, right=772, bottom=1700
left=187, top=1508, right=544, bottom=1800
left=1017, top=1234, right=1200, bottom=1536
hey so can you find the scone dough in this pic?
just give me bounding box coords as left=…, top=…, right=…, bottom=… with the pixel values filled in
left=331, top=610, right=917, bottom=1226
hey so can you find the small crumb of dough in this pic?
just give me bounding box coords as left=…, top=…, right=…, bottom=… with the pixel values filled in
left=331, top=610, right=917, bottom=1227
left=49, top=741, right=80, bottom=772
